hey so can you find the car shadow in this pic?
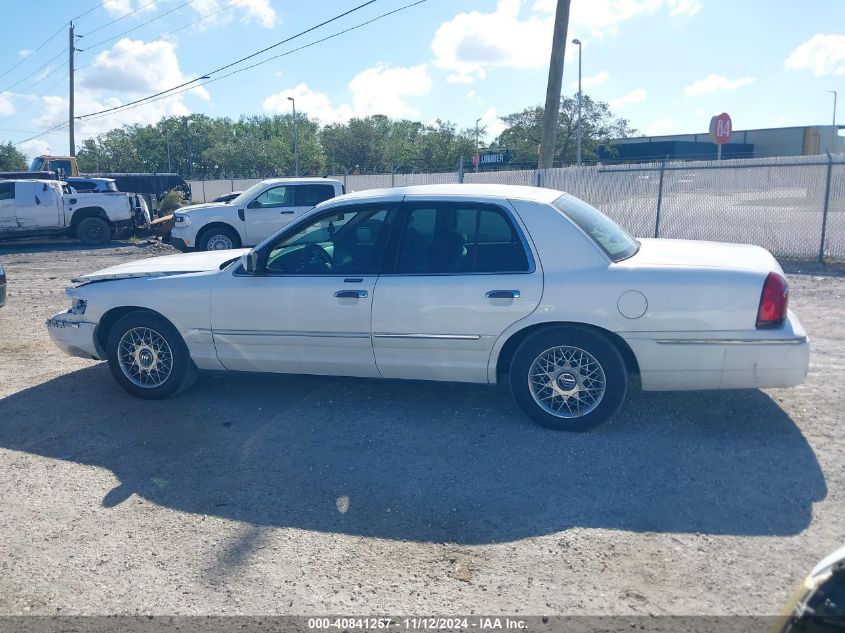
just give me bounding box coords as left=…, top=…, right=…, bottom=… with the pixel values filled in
left=0, top=364, right=826, bottom=544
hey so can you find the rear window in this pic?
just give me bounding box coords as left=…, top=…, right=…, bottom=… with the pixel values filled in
left=552, top=194, right=639, bottom=262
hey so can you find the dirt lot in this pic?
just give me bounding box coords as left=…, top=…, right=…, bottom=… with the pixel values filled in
left=0, top=239, right=843, bottom=616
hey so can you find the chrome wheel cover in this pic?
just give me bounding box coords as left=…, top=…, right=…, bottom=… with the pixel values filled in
left=206, top=234, right=234, bottom=250
left=118, top=327, right=173, bottom=388
left=528, top=345, right=606, bottom=418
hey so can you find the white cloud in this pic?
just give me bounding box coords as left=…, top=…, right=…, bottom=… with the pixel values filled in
left=480, top=106, right=506, bottom=139
left=18, top=139, right=51, bottom=161
left=785, top=34, right=845, bottom=77
left=32, top=38, right=208, bottom=138
left=18, top=49, right=31, bottom=58
left=263, top=64, right=432, bottom=124
left=0, top=92, right=16, bottom=117
left=432, top=0, right=553, bottom=82
left=571, top=70, right=609, bottom=89
left=103, top=0, right=157, bottom=18
left=82, top=38, right=209, bottom=101
left=263, top=83, right=353, bottom=124
left=646, top=118, right=675, bottom=134
left=190, top=0, right=277, bottom=28
left=609, top=88, right=646, bottom=107
left=535, top=0, right=700, bottom=38
left=348, top=64, right=431, bottom=119
left=684, top=74, right=755, bottom=96
left=433, top=0, right=701, bottom=83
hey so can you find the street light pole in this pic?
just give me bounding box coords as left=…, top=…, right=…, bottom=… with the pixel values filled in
left=475, top=117, right=482, bottom=172
left=828, top=90, right=838, bottom=128
left=572, top=38, right=582, bottom=166
left=288, top=96, right=299, bottom=177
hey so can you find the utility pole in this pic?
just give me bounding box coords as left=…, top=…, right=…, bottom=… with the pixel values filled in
left=828, top=90, right=838, bottom=128
left=572, top=38, right=582, bottom=166
left=475, top=117, right=482, bottom=172
left=538, top=0, right=571, bottom=169
left=288, top=96, right=299, bottom=176
left=69, top=22, right=75, bottom=157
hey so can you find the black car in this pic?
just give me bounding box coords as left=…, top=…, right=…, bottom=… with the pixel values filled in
left=0, top=262, right=6, bottom=308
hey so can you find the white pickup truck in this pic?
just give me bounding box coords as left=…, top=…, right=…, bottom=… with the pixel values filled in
left=170, top=178, right=344, bottom=251
left=0, top=179, right=145, bottom=245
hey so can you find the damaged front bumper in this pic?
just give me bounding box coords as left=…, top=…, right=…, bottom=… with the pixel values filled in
left=46, top=314, right=101, bottom=360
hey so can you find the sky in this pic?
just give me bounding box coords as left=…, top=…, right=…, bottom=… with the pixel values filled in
left=0, top=0, right=843, bottom=161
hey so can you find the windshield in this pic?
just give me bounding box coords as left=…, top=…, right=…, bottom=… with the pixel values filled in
left=229, top=182, right=268, bottom=206
left=552, top=194, right=639, bottom=262
left=29, top=157, right=44, bottom=171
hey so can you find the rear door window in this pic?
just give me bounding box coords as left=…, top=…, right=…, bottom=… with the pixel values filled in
left=295, top=184, right=336, bottom=207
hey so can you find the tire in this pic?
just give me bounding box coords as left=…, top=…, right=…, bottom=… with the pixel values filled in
left=198, top=226, right=240, bottom=251
left=509, top=326, right=627, bottom=431
left=76, top=216, right=111, bottom=245
left=106, top=311, right=198, bottom=400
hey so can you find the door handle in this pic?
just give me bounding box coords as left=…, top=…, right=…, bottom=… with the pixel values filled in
left=279, top=210, right=295, bottom=214
left=334, top=289, right=368, bottom=298
left=485, top=290, right=520, bottom=299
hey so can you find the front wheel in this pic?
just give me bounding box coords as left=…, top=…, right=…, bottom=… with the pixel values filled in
left=198, top=226, right=240, bottom=251
left=77, top=216, right=111, bottom=245
left=509, top=326, right=627, bottom=431
left=106, top=311, right=197, bottom=399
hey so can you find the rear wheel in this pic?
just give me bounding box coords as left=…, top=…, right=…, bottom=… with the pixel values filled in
left=509, top=326, right=627, bottom=431
left=76, top=216, right=111, bottom=245
left=198, top=226, right=240, bottom=251
left=106, top=311, right=197, bottom=399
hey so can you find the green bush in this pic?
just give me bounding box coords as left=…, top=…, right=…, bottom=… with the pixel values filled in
left=158, top=189, right=184, bottom=215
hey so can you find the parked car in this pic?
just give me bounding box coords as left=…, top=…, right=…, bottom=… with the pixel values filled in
left=170, top=178, right=343, bottom=251
left=47, top=184, right=809, bottom=430
left=0, top=179, right=140, bottom=245
left=773, top=545, right=845, bottom=633
left=0, top=262, right=5, bottom=308
left=67, top=177, right=119, bottom=193
left=212, top=191, right=243, bottom=204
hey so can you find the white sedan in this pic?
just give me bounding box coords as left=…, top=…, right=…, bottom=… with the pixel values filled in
left=47, top=184, right=809, bottom=431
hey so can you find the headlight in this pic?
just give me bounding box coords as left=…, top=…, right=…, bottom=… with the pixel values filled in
left=173, top=215, right=191, bottom=226
left=69, top=298, right=87, bottom=315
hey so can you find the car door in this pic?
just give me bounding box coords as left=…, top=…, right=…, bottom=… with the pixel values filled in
left=0, top=182, right=15, bottom=229
left=14, top=181, right=60, bottom=229
left=211, top=201, right=399, bottom=376
left=242, top=184, right=300, bottom=244
left=370, top=198, right=543, bottom=383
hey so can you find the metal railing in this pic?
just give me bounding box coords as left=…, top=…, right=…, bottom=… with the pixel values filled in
left=188, top=154, right=845, bottom=262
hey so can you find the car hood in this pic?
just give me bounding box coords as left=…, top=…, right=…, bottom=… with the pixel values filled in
left=628, top=238, right=782, bottom=274
left=177, top=202, right=230, bottom=214
left=72, top=249, right=249, bottom=283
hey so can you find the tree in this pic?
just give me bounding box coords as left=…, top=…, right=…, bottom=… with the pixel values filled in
left=0, top=141, right=28, bottom=171
left=492, top=93, right=635, bottom=166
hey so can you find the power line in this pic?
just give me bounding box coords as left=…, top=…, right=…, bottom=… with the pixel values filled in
left=19, top=0, right=426, bottom=145
left=80, top=0, right=428, bottom=123
left=78, top=0, right=159, bottom=38
left=78, top=0, right=198, bottom=54
left=78, top=0, right=379, bottom=121
left=0, top=22, right=68, bottom=81
left=75, top=0, right=244, bottom=71
left=0, top=47, right=66, bottom=96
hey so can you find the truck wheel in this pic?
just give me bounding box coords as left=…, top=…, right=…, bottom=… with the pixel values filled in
left=198, top=226, right=240, bottom=251
left=77, top=217, right=111, bottom=245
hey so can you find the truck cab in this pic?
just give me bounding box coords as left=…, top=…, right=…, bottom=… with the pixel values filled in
left=28, top=155, right=79, bottom=177
left=0, top=179, right=138, bottom=244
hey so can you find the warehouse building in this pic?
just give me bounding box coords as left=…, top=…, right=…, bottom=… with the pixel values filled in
left=600, top=124, right=845, bottom=163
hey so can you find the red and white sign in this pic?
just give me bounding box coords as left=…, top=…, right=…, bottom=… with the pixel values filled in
left=709, top=112, right=732, bottom=145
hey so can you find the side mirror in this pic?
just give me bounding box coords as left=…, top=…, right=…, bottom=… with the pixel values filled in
left=241, top=249, right=259, bottom=274
left=247, top=199, right=260, bottom=209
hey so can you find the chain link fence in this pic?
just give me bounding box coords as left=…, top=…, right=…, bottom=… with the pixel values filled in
left=188, top=154, right=845, bottom=261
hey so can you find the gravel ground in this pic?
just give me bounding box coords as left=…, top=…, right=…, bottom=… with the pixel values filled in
left=0, top=239, right=843, bottom=616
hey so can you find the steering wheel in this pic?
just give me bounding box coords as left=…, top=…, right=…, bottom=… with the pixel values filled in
left=295, top=243, right=332, bottom=272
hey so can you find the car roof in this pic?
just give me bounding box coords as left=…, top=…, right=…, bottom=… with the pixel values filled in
left=260, top=177, right=342, bottom=185
left=327, top=183, right=565, bottom=205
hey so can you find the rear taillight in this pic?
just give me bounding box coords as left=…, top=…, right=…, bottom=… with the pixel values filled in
left=756, top=272, right=788, bottom=329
